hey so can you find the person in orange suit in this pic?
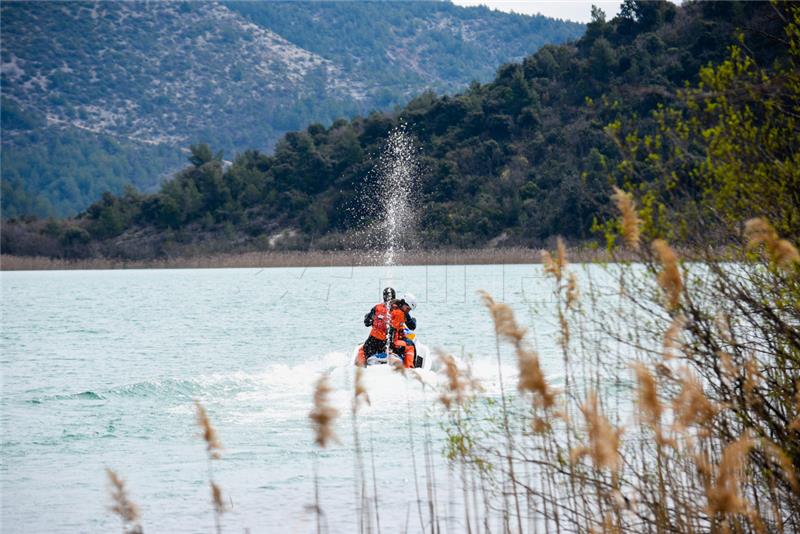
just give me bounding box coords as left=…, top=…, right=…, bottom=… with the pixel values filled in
left=356, top=287, right=395, bottom=366
left=388, top=297, right=416, bottom=368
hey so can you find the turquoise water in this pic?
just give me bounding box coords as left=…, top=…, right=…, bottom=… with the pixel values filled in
left=1, top=264, right=574, bottom=533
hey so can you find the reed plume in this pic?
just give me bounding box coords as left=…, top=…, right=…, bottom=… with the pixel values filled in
left=542, top=237, right=568, bottom=282
left=195, top=401, right=223, bottom=459
left=353, top=366, right=370, bottom=412
left=211, top=482, right=226, bottom=515
left=760, top=440, right=799, bottom=493
left=558, top=309, right=570, bottom=353
left=106, top=468, right=143, bottom=534
left=309, top=373, right=340, bottom=448
left=744, top=218, right=800, bottom=269
left=571, top=391, right=622, bottom=473
left=705, top=436, right=755, bottom=517
left=194, top=401, right=225, bottom=534
left=633, top=363, right=667, bottom=445
left=557, top=237, right=567, bottom=273
left=672, top=369, right=717, bottom=434
left=438, top=352, right=481, bottom=410
left=611, top=186, right=641, bottom=249
left=652, top=239, right=682, bottom=310
left=479, top=290, right=555, bottom=408
left=566, top=271, right=579, bottom=310
left=479, top=291, right=526, bottom=345
left=517, top=347, right=556, bottom=410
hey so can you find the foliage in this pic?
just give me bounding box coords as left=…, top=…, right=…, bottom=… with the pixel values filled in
left=606, top=5, right=800, bottom=244
left=0, top=0, right=583, bottom=218
left=2, top=1, right=791, bottom=259
left=0, top=126, right=183, bottom=219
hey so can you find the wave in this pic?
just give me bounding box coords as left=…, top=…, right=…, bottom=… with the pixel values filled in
left=24, top=349, right=544, bottom=409
left=27, top=375, right=253, bottom=404
left=24, top=352, right=352, bottom=405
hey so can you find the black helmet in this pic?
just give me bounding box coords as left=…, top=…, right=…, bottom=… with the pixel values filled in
left=383, top=287, right=396, bottom=302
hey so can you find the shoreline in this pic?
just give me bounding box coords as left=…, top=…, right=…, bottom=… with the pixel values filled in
left=0, top=246, right=617, bottom=271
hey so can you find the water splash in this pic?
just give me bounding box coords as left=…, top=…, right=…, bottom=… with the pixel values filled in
left=357, top=124, right=421, bottom=268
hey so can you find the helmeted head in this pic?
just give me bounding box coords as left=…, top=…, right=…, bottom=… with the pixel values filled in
left=400, top=292, right=417, bottom=311
left=382, top=287, right=396, bottom=303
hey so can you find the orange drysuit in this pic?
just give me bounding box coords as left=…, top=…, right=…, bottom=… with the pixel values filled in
left=357, top=301, right=413, bottom=368
left=389, top=305, right=414, bottom=368
left=368, top=303, right=391, bottom=340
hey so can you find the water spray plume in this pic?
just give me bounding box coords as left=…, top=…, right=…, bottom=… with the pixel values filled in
left=358, top=124, right=421, bottom=267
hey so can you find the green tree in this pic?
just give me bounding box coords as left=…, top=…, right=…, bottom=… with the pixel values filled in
left=188, top=144, right=223, bottom=167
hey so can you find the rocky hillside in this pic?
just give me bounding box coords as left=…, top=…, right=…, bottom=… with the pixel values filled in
left=0, top=1, right=584, bottom=218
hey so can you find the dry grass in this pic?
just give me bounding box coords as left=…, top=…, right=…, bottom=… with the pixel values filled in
left=106, top=468, right=143, bottom=534
left=570, top=391, right=623, bottom=474
left=1, top=246, right=623, bottom=271
left=611, top=186, right=642, bottom=250
left=652, top=238, right=683, bottom=310
left=194, top=401, right=225, bottom=534
left=195, top=401, right=223, bottom=459
left=309, top=374, right=339, bottom=448
left=671, top=368, right=717, bottom=434
left=744, top=218, right=800, bottom=269
left=353, top=366, right=370, bottom=412
left=438, top=352, right=481, bottom=411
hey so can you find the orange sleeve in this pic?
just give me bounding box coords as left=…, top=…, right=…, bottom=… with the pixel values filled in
left=390, top=309, right=405, bottom=330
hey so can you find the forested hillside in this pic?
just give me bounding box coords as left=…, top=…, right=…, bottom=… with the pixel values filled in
left=2, top=1, right=792, bottom=259
left=0, top=1, right=583, bottom=218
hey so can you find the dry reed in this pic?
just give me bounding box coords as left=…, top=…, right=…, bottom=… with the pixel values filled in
left=0, top=246, right=622, bottom=271
left=566, top=272, right=579, bottom=310
left=652, top=239, right=682, bottom=310
left=309, top=374, right=339, bottom=448
left=194, top=401, right=225, bottom=534
left=570, top=392, right=622, bottom=474
left=791, top=384, right=800, bottom=432
left=611, top=186, right=642, bottom=250
left=744, top=218, right=800, bottom=269
left=195, top=401, right=223, bottom=459
left=479, top=290, right=555, bottom=408
left=438, top=352, right=481, bottom=410
left=671, top=368, right=717, bottom=434
left=705, top=436, right=756, bottom=517
left=106, top=468, right=143, bottom=534
left=480, top=291, right=526, bottom=345
left=632, top=362, right=667, bottom=445
left=541, top=237, right=568, bottom=282
left=518, top=348, right=556, bottom=410
left=211, top=482, right=226, bottom=515
left=353, top=366, right=370, bottom=412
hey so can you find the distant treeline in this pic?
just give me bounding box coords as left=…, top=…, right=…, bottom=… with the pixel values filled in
left=2, top=1, right=791, bottom=259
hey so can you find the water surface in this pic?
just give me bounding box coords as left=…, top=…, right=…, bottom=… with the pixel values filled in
left=1, top=264, right=590, bottom=532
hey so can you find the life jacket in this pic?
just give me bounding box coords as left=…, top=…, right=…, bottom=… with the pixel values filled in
left=389, top=305, right=407, bottom=344
left=369, top=303, right=391, bottom=340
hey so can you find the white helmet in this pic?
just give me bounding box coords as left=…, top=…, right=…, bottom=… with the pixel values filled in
left=401, top=292, right=417, bottom=310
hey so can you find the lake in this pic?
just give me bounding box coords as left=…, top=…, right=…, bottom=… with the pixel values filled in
left=1, top=263, right=589, bottom=533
